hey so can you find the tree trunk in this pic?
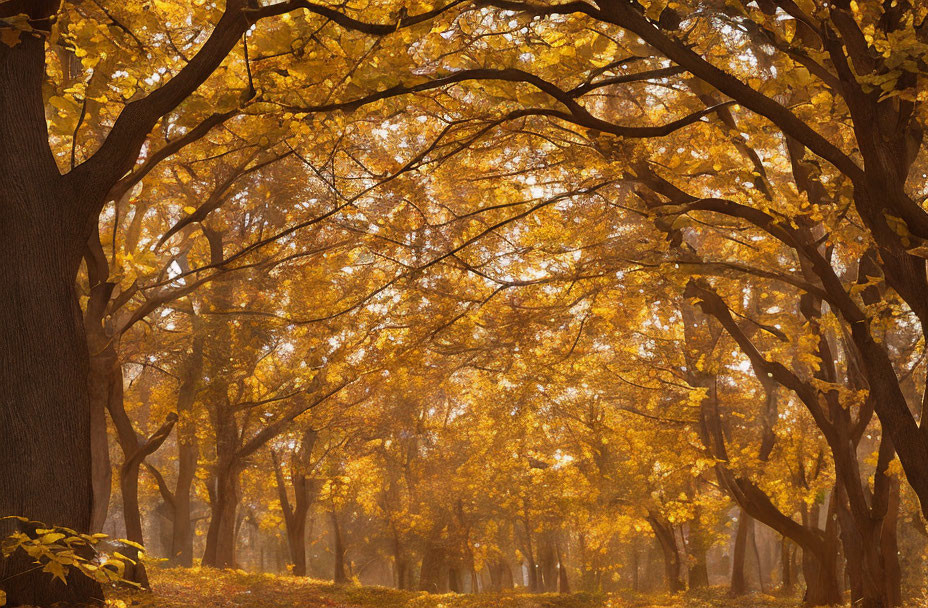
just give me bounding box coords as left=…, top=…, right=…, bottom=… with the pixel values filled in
left=202, top=459, right=241, bottom=568
left=687, top=510, right=710, bottom=589
left=750, top=516, right=766, bottom=594
left=286, top=518, right=308, bottom=577
left=833, top=444, right=903, bottom=608
left=730, top=510, right=751, bottom=596
left=631, top=542, right=640, bottom=592
left=780, top=536, right=794, bottom=595
left=881, top=480, right=902, bottom=607
left=419, top=527, right=447, bottom=592
left=520, top=514, right=540, bottom=592
left=272, top=430, right=318, bottom=577
left=488, top=557, right=511, bottom=591
left=331, top=510, right=348, bottom=584
left=801, top=541, right=842, bottom=606
left=118, top=456, right=150, bottom=589
left=393, top=533, right=409, bottom=589
left=88, top=366, right=114, bottom=533
left=0, top=223, right=106, bottom=608
left=84, top=227, right=118, bottom=535
left=202, top=363, right=241, bottom=570
left=272, top=449, right=315, bottom=577
left=118, top=409, right=177, bottom=587
left=649, top=515, right=683, bottom=593
left=171, top=326, right=203, bottom=566
left=556, top=543, right=570, bottom=594
left=538, top=535, right=557, bottom=592
left=0, top=27, right=103, bottom=605
left=170, top=438, right=197, bottom=566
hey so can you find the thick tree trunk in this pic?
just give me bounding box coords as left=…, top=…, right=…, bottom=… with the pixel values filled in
left=832, top=439, right=904, bottom=608
left=836, top=494, right=867, bottom=607
left=0, top=222, right=106, bottom=608
left=0, top=26, right=104, bottom=605
left=801, top=541, right=842, bottom=606
left=202, top=459, right=241, bottom=568
left=286, top=520, right=308, bottom=577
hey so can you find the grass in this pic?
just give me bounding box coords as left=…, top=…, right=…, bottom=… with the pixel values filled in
left=106, top=567, right=803, bottom=608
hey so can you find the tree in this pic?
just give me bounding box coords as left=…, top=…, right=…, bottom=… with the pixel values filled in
left=0, top=1, right=460, bottom=603
left=271, top=429, right=321, bottom=577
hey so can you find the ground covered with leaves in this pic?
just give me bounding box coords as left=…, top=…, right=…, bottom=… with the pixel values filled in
left=107, top=568, right=801, bottom=608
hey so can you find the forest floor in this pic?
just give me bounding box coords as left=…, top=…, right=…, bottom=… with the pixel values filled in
left=107, top=567, right=802, bottom=608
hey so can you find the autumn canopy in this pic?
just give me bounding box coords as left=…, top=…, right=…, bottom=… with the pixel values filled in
left=1, top=0, right=928, bottom=607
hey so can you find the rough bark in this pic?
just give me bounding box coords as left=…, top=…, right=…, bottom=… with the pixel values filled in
left=0, top=19, right=103, bottom=605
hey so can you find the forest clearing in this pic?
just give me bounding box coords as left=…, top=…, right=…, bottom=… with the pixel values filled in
left=108, top=568, right=797, bottom=608
left=5, top=0, right=928, bottom=607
